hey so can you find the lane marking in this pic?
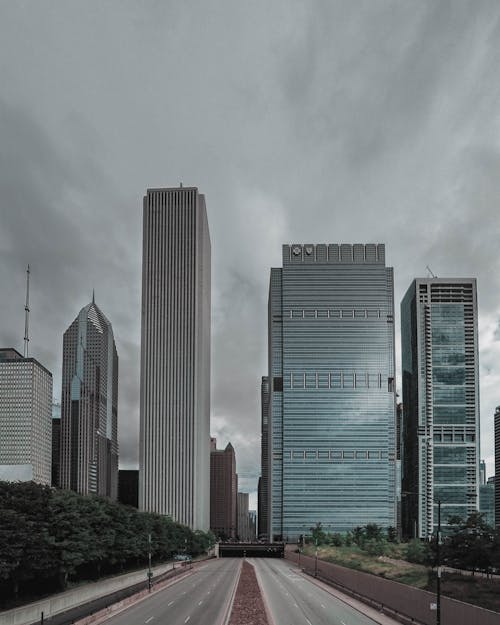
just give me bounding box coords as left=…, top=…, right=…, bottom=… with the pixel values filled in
left=184, top=618, right=190, bottom=624
left=306, top=619, right=313, bottom=625
left=167, top=601, right=174, bottom=607
left=321, top=604, right=325, bottom=609
left=145, top=618, right=154, bottom=624
left=198, top=601, right=203, bottom=605
left=294, top=602, right=298, bottom=608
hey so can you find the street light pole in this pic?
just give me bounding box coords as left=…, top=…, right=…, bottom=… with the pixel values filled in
left=436, top=500, right=441, bottom=625
left=148, top=533, right=152, bottom=593
left=315, top=539, right=318, bottom=578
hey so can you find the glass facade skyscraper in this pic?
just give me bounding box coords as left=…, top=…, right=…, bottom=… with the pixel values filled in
left=266, top=243, right=397, bottom=541
left=60, top=298, right=119, bottom=499
left=401, top=279, right=479, bottom=538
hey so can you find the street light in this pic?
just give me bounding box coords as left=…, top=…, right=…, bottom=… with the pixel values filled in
left=436, top=500, right=441, bottom=625
left=147, top=533, right=152, bottom=593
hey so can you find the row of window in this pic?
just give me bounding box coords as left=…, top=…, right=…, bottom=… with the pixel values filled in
left=273, top=373, right=393, bottom=390
left=274, top=449, right=387, bottom=460
left=284, top=309, right=385, bottom=319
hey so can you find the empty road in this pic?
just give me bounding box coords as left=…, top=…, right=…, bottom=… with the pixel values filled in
left=101, top=557, right=240, bottom=625
left=252, top=557, right=400, bottom=625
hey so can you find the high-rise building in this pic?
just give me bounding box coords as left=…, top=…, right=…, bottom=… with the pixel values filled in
left=265, top=243, right=397, bottom=541
left=401, top=279, right=479, bottom=539
left=237, top=492, right=250, bottom=541
left=258, top=376, right=270, bottom=539
left=60, top=297, right=119, bottom=499
left=210, top=440, right=237, bottom=539
left=51, top=402, right=61, bottom=487
left=495, top=407, right=500, bottom=528
left=479, top=459, right=486, bottom=486
left=0, top=348, right=52, bottom=484
left=118, top=469, right=139, bottom=508
left=139, top=186, right=211, bottom=530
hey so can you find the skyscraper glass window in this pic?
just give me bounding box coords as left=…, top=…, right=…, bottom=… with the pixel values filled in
left=401, top=279, right=479, bottom=538
left=266, top=244, right=397, bottom=541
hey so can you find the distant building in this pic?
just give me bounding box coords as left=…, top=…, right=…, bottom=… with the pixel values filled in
left=495, top=406, right=500, bottom=528
left=480, top=481, right=495, bottom=528
left=479, top=460, right=486, bottom=486
left=265, top=243, right=397, bottom=541
left=60, top=297, right=119, bottom=499
left=237, top=492, right=250, bottom=541
left=139, top=186, right=211, bottom=530
left=210, top=440, right=237, bottom=539
left=248, top=509, right=257, bottom=542
left=401, top=279, right=480, bottom=538
left=51, top=402, right=61, bottom=487
left=0, top=348, right=52, bottom=484
left=118, top=469, right=139, bottom=508
left=258, top=376, right=270, bottom=539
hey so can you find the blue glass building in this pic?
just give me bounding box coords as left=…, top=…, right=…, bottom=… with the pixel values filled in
left=266, top=244, right=397, bottom=541
left=401, top=279, right=480, bottom=538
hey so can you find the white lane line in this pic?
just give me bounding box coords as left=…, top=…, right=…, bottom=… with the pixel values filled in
left=167, top=601, right=174, bottom=606
left=294, top=602, right=298, bottom=608
left=321, top=604, right=325, bottom=609
left=198, top=600, right=203, bottom=605
left=184, top=618, right=190, bottom=624
left=145, top=618, right=154, bottom=624
left=306, top=619, right=313, bottom=625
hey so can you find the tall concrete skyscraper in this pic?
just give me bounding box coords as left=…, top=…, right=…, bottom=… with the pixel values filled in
left=265, top=244, right=397, bottom=541
left=0, top=348, right=52, bottom=484
left=139, top=186, right=211, bottom=530
left=60, top=297, right=119, bottom=499
left=210, top=439, right=237, bottom=539
left=401, top=279, right=480, bottom=539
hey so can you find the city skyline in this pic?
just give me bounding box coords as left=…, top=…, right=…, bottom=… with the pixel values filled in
left=2, top=3, right=500, bottom=509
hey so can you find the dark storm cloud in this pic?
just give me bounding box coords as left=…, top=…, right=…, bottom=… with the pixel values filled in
left=2, top=1, right=500, bottom=502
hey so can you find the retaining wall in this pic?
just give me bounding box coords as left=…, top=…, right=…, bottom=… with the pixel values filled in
left=286, top=549, right=500, bottom=625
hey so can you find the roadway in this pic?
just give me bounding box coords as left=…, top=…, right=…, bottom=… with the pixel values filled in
left=251, top=558, right=400, bottom=625
left=100, top=557, right=240, bottom=625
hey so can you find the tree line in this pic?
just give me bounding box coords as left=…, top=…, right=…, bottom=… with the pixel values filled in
left=0, top=481, right=215, bottom=604
left=306, top=515, right=500, bottom=574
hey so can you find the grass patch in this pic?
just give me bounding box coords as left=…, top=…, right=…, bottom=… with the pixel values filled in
left=302, top=544, right=500, bottom=611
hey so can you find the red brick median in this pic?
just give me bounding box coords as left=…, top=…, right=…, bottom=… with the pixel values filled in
left=228, top=561, right=268, bottom=625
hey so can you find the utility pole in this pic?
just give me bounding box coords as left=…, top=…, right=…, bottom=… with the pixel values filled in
left=436, top=500, right=441, bottom=625
left=147, top=533, right=152, bottom=592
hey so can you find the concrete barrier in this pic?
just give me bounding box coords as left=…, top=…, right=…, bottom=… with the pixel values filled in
left=0, top=561, right=177, bottom=625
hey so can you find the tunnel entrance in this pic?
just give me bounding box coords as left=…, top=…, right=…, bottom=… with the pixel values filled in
left=218, top=542, right=285, bottom=558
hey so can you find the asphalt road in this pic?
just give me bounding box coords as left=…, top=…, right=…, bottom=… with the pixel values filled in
left=251, top=558, right=397, bottom=625
left=101, top=557, right=241, bottom=625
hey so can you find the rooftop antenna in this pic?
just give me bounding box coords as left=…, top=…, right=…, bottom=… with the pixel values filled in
left=180, top=181, right=183, bottom=188
left=426, top=265, right=437, bottom=279
left=23, top=264, right=30, bottom=357
left=92, top=288, right=95, bottom=304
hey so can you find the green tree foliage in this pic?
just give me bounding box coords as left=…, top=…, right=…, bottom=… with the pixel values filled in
left=405, top=538, right=431, bottom=564
left=0, top=481, right=214, bottom=604
left=439, top=512, right=496, bottom=574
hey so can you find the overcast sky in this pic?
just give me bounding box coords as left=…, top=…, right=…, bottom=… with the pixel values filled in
left=1, top=1, right=500, bottom=508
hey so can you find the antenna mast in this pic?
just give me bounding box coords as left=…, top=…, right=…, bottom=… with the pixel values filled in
left=426, top=265, right=437, bottom=278
left=23, top=264, right=30, bottom=357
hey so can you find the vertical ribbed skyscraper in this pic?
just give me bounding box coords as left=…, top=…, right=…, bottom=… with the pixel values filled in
left=266, top=243, right=397, bottom=541
left=401, top=278, right=480, bottom=538
left=139, top=186, right=211, bottom=530
left=60, top=297, right=119, bottom=499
